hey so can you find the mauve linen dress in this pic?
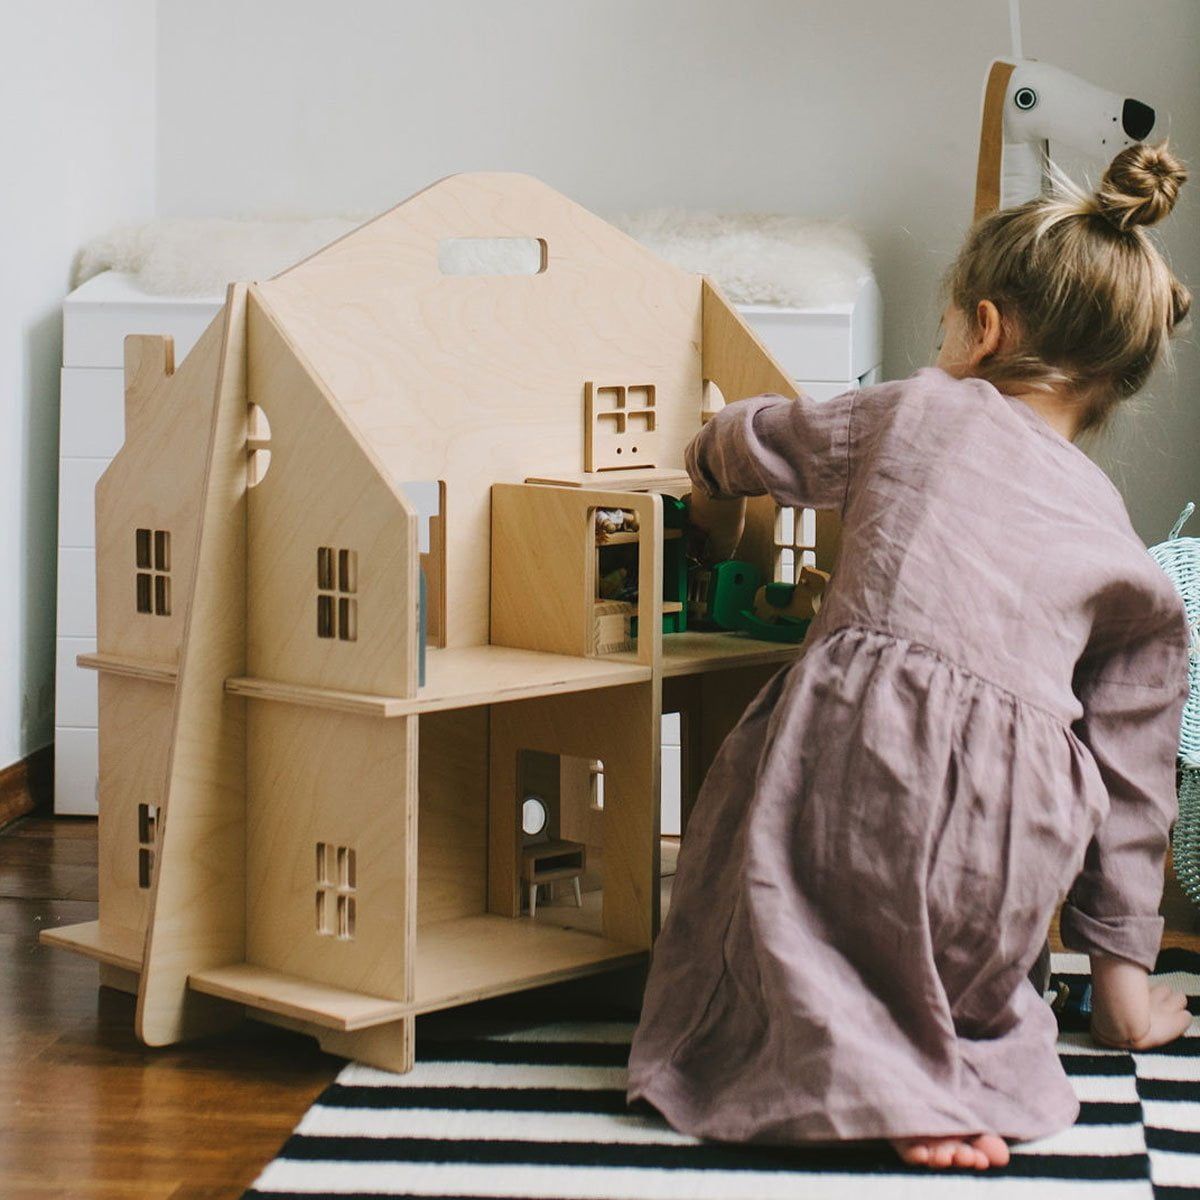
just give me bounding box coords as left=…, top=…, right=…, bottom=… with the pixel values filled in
left=627, top=367, right=1191, bottom=1144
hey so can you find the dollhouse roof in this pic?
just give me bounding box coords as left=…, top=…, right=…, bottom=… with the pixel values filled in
left=245, top=172, right=751, bottom=648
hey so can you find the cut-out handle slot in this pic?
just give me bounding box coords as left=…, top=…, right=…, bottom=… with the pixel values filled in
left=437, top=237, right=547, bottom=276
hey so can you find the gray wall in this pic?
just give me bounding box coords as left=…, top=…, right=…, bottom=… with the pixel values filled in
left=0, top=2, right=155, bottom=767
left=155, top=0, right=1199, bottom=540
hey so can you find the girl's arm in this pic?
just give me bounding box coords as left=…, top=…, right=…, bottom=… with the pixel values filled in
left=1059, top=593, right=1192, bottom=1047
left=686, top=488, right=746, bottom=563
left=681, top=389, right=860, bottom=561
left=1090, top=954, right=1190, bottom=1049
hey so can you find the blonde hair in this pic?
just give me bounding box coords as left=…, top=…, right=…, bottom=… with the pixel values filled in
left=946, top=142, right=1191, bottom=432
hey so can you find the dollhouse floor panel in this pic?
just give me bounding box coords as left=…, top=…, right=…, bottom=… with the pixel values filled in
left=412, top=914, right=645, bottom=1014
left=418, top=646, right=652, bottom=711
left=40, top=918, right=143, bottom=971
left=608, top=631, right=803, bottom=676
left=184, top=918, right=646, bottom=1032
left=189, top=962, right=410, bottom=1031
left=226, top=645, right=652, bottom=717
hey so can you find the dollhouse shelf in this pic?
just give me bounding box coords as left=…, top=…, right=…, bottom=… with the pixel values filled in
left=411, top=914, right=643, bottom=1012
left=527, top=468, right=691, bottom=491
left=188, top=916, right=642, bottom=1031
left=224, top=645, right=651, bottom=717
left=40, top=920, right=144, bottom=971
left=77, top=652, right=178, bottom=685
left=189, top=964, right=408, bottom=1031
left=607, top=631, right=804, bottom=677
left=600, top=529, right=683, bottom=546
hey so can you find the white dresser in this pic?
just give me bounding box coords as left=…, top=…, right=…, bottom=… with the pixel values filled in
left=53, top=270, right=882, bottom=816
left=740, top=273, right=884, bottom=399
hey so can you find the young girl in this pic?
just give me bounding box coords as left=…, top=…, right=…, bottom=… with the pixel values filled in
left=627, top=143, right=1194, bottom=1171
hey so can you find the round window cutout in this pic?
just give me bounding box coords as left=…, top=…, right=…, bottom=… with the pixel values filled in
left=522, top=795, right=548, bottom=837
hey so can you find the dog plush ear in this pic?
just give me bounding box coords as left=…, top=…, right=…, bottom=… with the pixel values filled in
left=974, top=59, right=1017, bottom=221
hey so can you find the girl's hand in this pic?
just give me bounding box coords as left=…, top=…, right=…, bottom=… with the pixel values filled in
left=1089, top=955, right=1192, bottom=1050
left=685, top=489, right=746, bottom=564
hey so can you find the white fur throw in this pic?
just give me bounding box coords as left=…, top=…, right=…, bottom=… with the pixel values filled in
left=74, top=209, right=869, bottom=308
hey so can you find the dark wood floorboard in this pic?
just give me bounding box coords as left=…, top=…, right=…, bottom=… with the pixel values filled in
left=0, top=817, right=339, bottom=1200
left=4, top=814, right=1200, bottom=1198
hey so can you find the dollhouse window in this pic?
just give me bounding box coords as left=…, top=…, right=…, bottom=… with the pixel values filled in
left=135, top=528, right=171, bottom=616
left=315, top=841, right=357, bottom=939
left=316, top=547, right=358, bottom=642
left=773, top=507, right=816, bottom=584
left=137, top=802, right=157, bottom=888
left=400, top=480, right=447, bottom=648
left=589, top=760, right=605, bottom=811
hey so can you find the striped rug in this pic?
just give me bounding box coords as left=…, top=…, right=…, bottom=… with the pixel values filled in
left=246, top=949, right=1200, bottom=1199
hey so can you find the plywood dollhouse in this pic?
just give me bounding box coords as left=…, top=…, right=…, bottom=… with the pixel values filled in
left=42, top=173, right=832, bottom=1072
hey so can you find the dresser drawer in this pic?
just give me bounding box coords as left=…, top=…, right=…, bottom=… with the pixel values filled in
left=59, top=368, right=125, bottom=457
left=738, top=276, right=883, bottom=384
left=55, top=636, right=98, bottom=727
left=54, top=727, right=99, bottom=816
left=57, top=548, right=96, bottom=638
left=57, top=457, right=109, bottom=549
left=63, top=273, right=223, bottom=369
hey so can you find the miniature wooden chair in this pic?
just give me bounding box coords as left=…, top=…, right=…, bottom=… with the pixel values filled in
left=522, top=839, right=586, bottom=917
left=520, top=794, right=585, bottom=916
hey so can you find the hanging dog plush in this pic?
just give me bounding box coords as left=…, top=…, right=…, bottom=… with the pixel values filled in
left=973, top=57, right=1156, bottom=219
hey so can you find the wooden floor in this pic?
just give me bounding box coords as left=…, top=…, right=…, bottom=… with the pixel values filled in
left=0, top=817, right=339, bottom=1200
left=3, top=815, right=1200, bottom=1199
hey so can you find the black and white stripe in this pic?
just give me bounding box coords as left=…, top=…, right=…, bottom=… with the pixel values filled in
left=245, top=951, right=1200, bottom=1199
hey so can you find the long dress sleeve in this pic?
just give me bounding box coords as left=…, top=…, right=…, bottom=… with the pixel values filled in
left=684, top=390, right=856, bottom=511
left=1059, top=592, right=1191, bottom=971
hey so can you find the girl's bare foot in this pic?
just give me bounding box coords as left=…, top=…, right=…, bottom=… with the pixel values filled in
left=891, top=1133, right=1010, bottom=1170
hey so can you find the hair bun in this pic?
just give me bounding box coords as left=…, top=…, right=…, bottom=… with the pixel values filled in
left=1096, top=142, right=1187, bottom=230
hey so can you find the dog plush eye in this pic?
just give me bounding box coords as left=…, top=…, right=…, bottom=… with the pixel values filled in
left=1014, top=86, right=1038, bottom=111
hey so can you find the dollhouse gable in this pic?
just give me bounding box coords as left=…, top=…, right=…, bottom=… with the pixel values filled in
left=252, top=172, right=739, bottom=648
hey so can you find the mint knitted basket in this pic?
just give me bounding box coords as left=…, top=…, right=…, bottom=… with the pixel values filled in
left=1151, top=503, right=1200, bottom=906
left=1174, top=766, right=1200, bottom=907
left=1151, top=503, right=1200, bottom=765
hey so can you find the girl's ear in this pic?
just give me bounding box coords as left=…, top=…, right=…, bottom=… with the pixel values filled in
left=973, top=300, right=1004, bottom=363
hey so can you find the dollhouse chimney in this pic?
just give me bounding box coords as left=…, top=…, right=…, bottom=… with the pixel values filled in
left=123, top=334, right=175, bottom=442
